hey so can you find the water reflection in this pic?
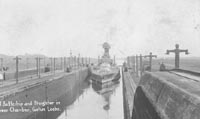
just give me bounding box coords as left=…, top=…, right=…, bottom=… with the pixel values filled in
left=92, top=81, right=120, bottom=111
left=27, top=78, right=90, bottom=119
left=28, top=76, right=123, bottom=119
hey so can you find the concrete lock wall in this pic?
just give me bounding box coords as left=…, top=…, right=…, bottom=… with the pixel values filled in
left=0, top=69, right=89, bottom=119
left=132, top=72, right=200, bottom=119
left=5, top=68, right=46, bottom=80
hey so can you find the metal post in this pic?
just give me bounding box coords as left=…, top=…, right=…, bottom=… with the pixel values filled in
left=144, top=52, right=157, bottom=71
left=136, top=55, right=138, bottom=77
left=38, top=58, right=41, bottom=78
left=74, top=56, right=76, bottom=68
left=64, top=57, right=66, bottom=71
left=113, top=55, right=115, bottom=65
left=54, top=58, right=56, bottom=74
left=44, top=57, right=46, bottom=67
left=78, top=54, right=80, bottom=68
left=82, top=57, right=84, bottom=67
left=68, top=57, right=71, bottom=67
left=60, top=57, right=63, bottom=70
left=36, top=57, right=43, bottom=78
left=98, top=56, right=100, bottom=65
left=166, top=44, right=189, bottom=69
left=132, top=56, right=136, bottom=72
left=0, top=58, right=3, bottom=71
left=36, top=57, right=39, bottom=76
left=49, top=57, right=53, bottom=73
left=13, top=56, right=21, bottom=83
left=140, top=54, right=143, bottom=77
left=86, top=57, right=87, bottom=65
left=26, top=58, right=29, bottom=69
left=70, top=50, right=72, bottom=68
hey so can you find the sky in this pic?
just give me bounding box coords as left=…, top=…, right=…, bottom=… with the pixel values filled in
left=0, top=0, right=199, bottom=58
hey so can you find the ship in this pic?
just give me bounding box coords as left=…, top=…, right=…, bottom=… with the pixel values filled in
left=90, top=42, right=120, bottom=84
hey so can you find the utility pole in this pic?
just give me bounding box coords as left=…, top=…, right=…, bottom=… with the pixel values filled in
left=144, top=52, right=157, bottom=71
left=166, top=44, right=189, bottom=69
left=60, top=57, right=63, bottom=70
left=70, top=50, right=72, bottom=67
left=26, top=58, right=29, bottom=69
left=64, top=57, right=66, bottom=71
left=85, top=57, right=87, bottom=66
left=53, top=58, right=56, bottom=74
left=68, top=57, right=70, bottom=68
left=127, top=56, right=130, bottom=68
left=131, top=56, right=136, bottom=72
left=136, top=55, right=139, bottom=77
left=49, top=57, right=53, bottom=73
left=13, top=56, right=21, bottom=83
left=82, top=57, right=84, bottom=66
left=73, top=56, right=76, bottom=68
left=38, top=58, right=43, bottom=78
left=35, top=57, right=43, bottom=78
left=0, top=58, right=3, bottom=71
left=139, top=54, right=144, bottom=76
left=78, top=54, right=80, bottom=68
left=68, top=57, right=71, bottom=67
left=44, top=57, right=46, bottom=67
left=113, top=55, right=115, bottom=65
left=36, top=57, right=38, bottom=76
left=98, top=56, right=100, bottom=65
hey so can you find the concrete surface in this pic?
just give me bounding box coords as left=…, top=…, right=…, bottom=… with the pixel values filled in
left=133, top=71, right=200, bottom=119
left=122, top=69, right=139, bottom=119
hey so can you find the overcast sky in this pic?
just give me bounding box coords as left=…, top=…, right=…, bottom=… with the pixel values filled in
left=0, top=0, right=200, bottom=58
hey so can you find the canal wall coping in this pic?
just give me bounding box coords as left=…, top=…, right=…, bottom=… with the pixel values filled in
left=137, top=72, right=200, bottom=119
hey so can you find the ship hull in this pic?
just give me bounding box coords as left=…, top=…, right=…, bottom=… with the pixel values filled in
left=90, top=67, right=120, bottom=84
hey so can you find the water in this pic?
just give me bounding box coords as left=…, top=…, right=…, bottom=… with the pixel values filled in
left=57, top=79, right=124, bottom=119
left=30, top=75, right=124, bottom=119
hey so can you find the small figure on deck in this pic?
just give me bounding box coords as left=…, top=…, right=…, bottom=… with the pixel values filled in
left=159, top=62, right=166, bottom=71
left=2, top=67, right=8, bottom=80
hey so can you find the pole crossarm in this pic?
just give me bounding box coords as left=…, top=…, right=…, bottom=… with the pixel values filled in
left=143, top=52, right=157, bottom=71
left=144, top=52, right=157, bottom=58
left=166, top=44, right=189, bottom=69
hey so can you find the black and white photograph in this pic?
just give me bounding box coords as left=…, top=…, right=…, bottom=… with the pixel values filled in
left=0, top=0, right=200, bottom=119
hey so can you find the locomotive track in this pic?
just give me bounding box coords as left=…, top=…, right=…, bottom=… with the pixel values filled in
left=169, top=69, right=200, bottom=82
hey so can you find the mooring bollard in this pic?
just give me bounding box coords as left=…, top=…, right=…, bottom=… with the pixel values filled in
left=166, top=44, right=189, bottom=69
